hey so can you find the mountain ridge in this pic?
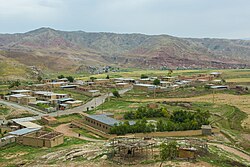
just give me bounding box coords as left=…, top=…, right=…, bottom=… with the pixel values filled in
left=0, top=28, right=249, bottom=77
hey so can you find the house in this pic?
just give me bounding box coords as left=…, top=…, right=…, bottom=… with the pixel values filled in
left=33, top=91, right=68, bottom=101
left=161, top=76, right=176, bottom=82
left=64, top=100, right=83, bottom=108
left=10, top=90, right=32, bottom=95
left=210, top=72, right=222, bottom=78
left=160, top=81, right=172, bottom=87
left=46, top=82, right=67, bottom=88
left=8, top=128, right=41, bottom=144
left=0, top=135, right=16, bottom=147
left=57, top=78, right=68, bottom=82
left=95, top=79, right=110, bottom=85
left=19, top=96, right=36, bottom=105
left=60, top=85, right=78, bottom=89
left=133, top=84, right=156, bottom=91
left=139, top=78, right=153, bottom=84
left=21, top=131, right=64, bottom=148
left=82, top=90, right=101, bottom=97
left=116, top=83, right=131, bottom=89
left=178, top=147, right=197, bottom=159
left=9, top=94, right=28, bottom=103
left=201, top=125, right=212, bottom=135
left=41, top=116, right=57, bottom=125
left=84, top=114, right=121, bottom=133
left=210, top=85, right=228, bottom=90
left=114, top=78, right=135, bottom=84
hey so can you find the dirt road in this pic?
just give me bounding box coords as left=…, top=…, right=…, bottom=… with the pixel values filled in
left=54, top=123, right=104, bottom=142
left=209, top=143, right=250, bottom=162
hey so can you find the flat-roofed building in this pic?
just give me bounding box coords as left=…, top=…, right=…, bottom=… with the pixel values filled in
left=10, top=90, right=32, bottom=95
left=9, top=94, right=28, bottom=103
left=116, top=83, right=131, bottom=89
left=21, top=131, right=64, bottom=148
left=64, top=100, right=83, bottom=108
left=20, top=96, right=36, bottom=105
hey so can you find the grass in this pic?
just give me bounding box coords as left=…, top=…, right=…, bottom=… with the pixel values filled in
left=72, top=128, right=106, bottom=140
left=0, top=104, right=10, bottom=115
left=199, top=145, right=250, bottom=167
left=0, top=137, right=88, bottom=166
left=50, top=113, right=82, bottom=127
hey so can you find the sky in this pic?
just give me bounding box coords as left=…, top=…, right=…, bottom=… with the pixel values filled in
left=0, top=0, right=250, bottom=39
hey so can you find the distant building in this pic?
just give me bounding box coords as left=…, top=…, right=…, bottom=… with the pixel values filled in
left=41, top=116, right=57, bottom=125
left=10, top=90, right=32, bottom=95
left=201, top=125, right=212, bottom=135
left=210, top=72, right=222, bottom=78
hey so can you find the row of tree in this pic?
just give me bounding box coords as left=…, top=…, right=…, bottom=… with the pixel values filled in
left=110, top=118, right=155, bottom=135
left=110, top=109, right=210, bottom=135
left=124, top=106, right=168, bottom=119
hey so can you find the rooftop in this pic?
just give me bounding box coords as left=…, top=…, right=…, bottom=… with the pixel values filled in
left=9, top=94, right=28, bottom=98
left=9, top=128, right=40, bottom=136
left=12, top=117, right=36, bottom=123
left=87, top=114, right=120, bottom=126
left=17, top=121, right=42, bottom=129
left=11, top=90, right=31, bottom=93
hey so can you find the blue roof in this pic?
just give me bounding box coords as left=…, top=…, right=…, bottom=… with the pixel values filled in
left=87, top=114, right=120, bottom=126
left=9, top=128, right=40, bottom=136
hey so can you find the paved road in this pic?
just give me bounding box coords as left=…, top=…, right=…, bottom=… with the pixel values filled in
left=0, top=88, right=132, bottom=120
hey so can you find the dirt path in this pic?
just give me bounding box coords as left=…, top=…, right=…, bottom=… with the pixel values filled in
left=53, top=123, right=104, bottom=142
left=129, top=93, right=250, bottom=129
left=209, top=143, right=250, bottom=162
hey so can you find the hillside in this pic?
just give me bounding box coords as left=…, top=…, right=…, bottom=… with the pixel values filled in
left=0, top=28, right=250, bottom=78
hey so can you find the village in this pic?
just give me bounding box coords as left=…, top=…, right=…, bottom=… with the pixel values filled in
left=0, top=70, right=250, bottom=167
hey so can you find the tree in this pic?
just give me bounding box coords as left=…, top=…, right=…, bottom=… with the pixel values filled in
left=37, top=76, right=42, bottom=82
left=160, top=141, right=178, bottom=167
left=160, top=143, right=168, bottom=167
left=141, top=74, right=148, bottom=79
left=153, top=79, right=160, bottom=85
left=90, top=77, right=96, bottom=82
left=112, top=90, right=121, bottom=98
left=66, top=76, right=74, bottom=82
left=106, top=75, right=110, bottom=79
left=167, top=69, right=173, bottom=77
left=58, top=75, right=65, bottom=79
left=8, top=80, right=21, bottom=89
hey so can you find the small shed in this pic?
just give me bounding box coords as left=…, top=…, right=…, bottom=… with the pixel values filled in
left=201, top=125, right=212, bottom=135
left=178, top=147, right=197, bottom=159
left=41, top=116, right=57, bottom=125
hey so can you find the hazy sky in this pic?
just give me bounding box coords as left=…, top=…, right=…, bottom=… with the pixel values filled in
left=0, top=0, right=250, bottom=38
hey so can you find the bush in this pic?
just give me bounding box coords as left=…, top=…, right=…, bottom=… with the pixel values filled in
left=112, top=90, right=121, bottom=98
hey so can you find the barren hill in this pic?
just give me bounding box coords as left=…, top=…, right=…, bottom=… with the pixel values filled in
left=0, top=27, right=250, bottom=77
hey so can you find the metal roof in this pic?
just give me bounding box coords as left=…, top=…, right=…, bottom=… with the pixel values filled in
left=87, top=114, right=120, bottom=126
left=12, top=117, right=36, bottom=123
left=17, top=122, right=42, bottom=128
left=9, top=128, right=40, bottom=136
